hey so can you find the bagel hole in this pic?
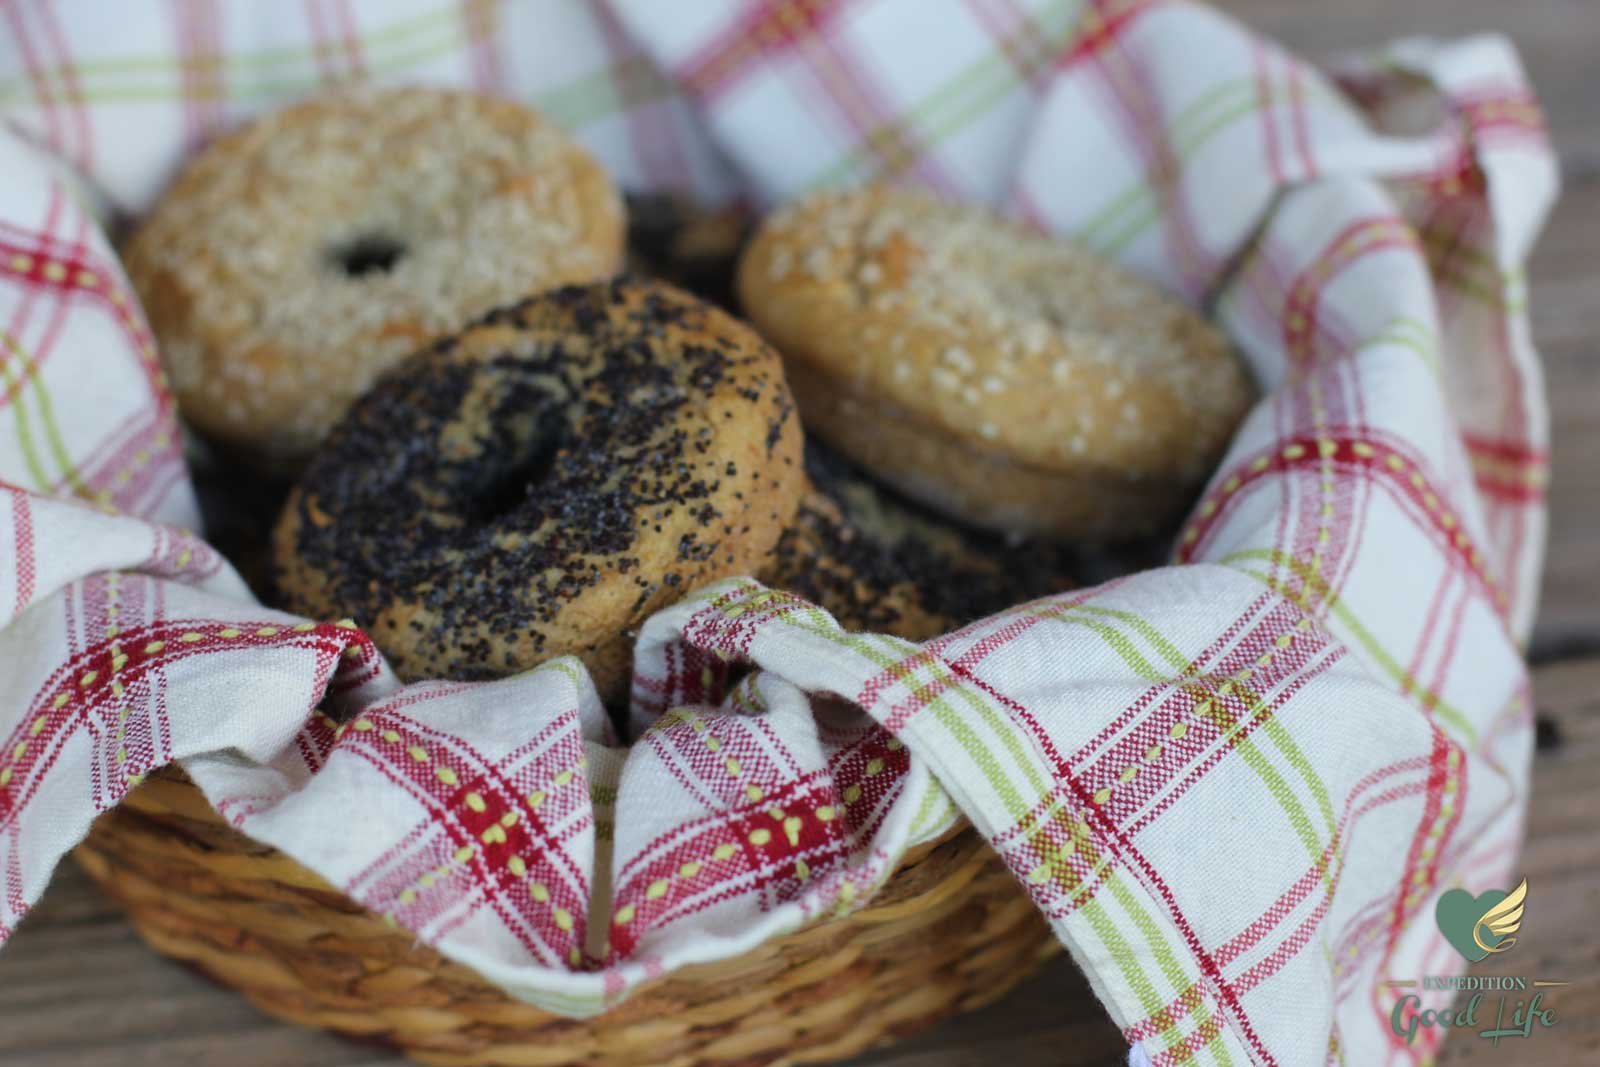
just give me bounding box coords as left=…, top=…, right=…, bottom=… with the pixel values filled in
left=329, top=233, right=408, bottom=277
left=467, top=417, right=566, bottom=522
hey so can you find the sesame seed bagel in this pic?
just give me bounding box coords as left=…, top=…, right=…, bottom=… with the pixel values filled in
left=762, top=443, right=1076, bottom=640
left=737, top=187, right=1256, bottom=540
left=272, top=279, right=803, bottom=702
left=126, top=86, right=625, bottom=471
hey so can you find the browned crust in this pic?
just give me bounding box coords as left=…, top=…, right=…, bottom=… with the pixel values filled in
left=272, top=280, right=803, bottom=702
left=126, top=86, right=626, bottom=472
left=737, top=186, right=1255, bottom=538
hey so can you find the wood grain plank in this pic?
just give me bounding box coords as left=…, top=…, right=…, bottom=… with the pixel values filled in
left=1526, top=178, right=1600, bottom=656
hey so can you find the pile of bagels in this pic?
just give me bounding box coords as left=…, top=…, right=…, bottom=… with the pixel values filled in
left=125, top=87, right=1255, bottom=705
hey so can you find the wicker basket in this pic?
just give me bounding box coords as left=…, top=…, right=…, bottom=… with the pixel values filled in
left=75, top=768, right=1058, bottom=1067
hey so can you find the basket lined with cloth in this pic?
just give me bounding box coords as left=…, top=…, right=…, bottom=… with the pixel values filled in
left=0, top=2, right=1557, bottom=1065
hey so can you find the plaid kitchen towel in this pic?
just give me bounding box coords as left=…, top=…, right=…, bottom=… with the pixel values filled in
left=0, top=2, right=1557, bottom=1064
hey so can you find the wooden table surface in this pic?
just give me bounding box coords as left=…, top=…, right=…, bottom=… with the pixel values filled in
left=3, top=2, right=1595, bottom=1064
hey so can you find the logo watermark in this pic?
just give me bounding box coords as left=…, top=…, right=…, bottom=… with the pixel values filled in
left=1386, top=879, right=1568, bottom=1048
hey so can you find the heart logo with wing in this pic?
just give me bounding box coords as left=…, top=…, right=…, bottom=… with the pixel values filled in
left=1435, top=878, right=1527, bottom=962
